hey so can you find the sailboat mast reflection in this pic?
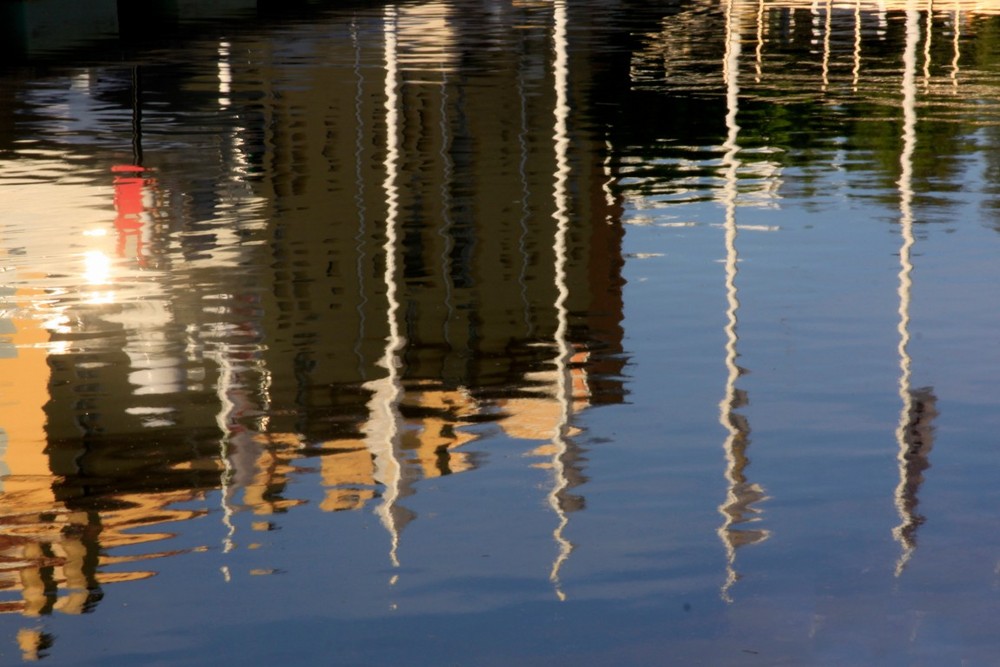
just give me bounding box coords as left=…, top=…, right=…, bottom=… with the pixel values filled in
left=893, top=1, right=936, bottom=576
left=215, top=349, right=237, bottom=580
left=718, top=0, right=770, bottom=603
left=548, top=0, right=574, bottom=601
left=854, top=0, right=863, bottom=91
left=923, top=0, right=934, bottom=89
left=363, top=4, right=408, bottom=572
left=822, top=0, right=833, bottom=92
left=755, top=0, right=765, bottom=82
left=950, top=1, right=962, bottom=90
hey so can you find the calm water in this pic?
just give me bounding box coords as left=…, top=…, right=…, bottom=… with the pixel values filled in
left=3, top=0, right=1000, bottom=663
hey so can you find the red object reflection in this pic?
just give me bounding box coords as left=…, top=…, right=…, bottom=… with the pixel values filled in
left=112, top=164, right=154, bottom=266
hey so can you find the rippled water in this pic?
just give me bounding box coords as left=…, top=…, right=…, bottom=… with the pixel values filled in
left=4, top=0, right=1000, bottom=663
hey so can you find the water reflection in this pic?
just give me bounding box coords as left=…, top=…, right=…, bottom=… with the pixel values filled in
left=369, top=1, right=406, bottom=570
left=6, top=0, right=1000, bottom=662
left=0, top=0, right=626, bottom=623
left=892, top=2, right=936, bottom=576
left=717, top=0, right=771, bottom=604
left=623, top=0, right=1000, bottom=599
left=549, top=0, right=574, bottom=599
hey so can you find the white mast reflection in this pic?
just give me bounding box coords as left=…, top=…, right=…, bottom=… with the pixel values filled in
left=822, top=0, right=833, bottom=92
left=755, top=0, right=765, bottom=82
left=218, top=41, right=232, bottom=108
left=892, top=1, right=934, bottom=577
left=718, top=0, right=770, bottom=603
left=215, top=351, right=237, bottom=582
left=212, top=39, right=261, bottom=579
left=923, top=0, right=934, bottom=89
left=365, top=4, right=407, bottom=572
left=208, top=323, right=271, bottom=583
left=951, top=1, right=961, bottom=90
left=854, top=0, right=863, bottom=91
left=548, top=0, right=574, bottom=601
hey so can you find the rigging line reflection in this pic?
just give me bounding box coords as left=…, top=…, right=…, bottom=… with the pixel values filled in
left=365, top=4, right=407, bottom=573
left=718, top=0, right=770, bottom=604
left=893, top=2, right=936, bottom=577
left=549, top=0, right=573, bottom=602
left=439, top=67, right=456, bottom=352
left=215, top=350, right=237, bottom=572
left=518, top=37, right=534, bottom=335
left=131, top=65, right=142, bottom=167
left=200, top=39, right=241, bottom=575
left=352, top=19, right=370, bottom=377
left=210, top=34, right=276, bottom=577
left=210, top=316, right=271, bottom=580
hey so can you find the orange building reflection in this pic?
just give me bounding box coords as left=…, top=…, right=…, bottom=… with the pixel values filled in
left=0, top=311, right=207, bottom=618
left=0, top=0, right=627, bottom=622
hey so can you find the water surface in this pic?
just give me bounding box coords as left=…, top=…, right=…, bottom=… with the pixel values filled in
left=3, top=0, right=1000, bottom=664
